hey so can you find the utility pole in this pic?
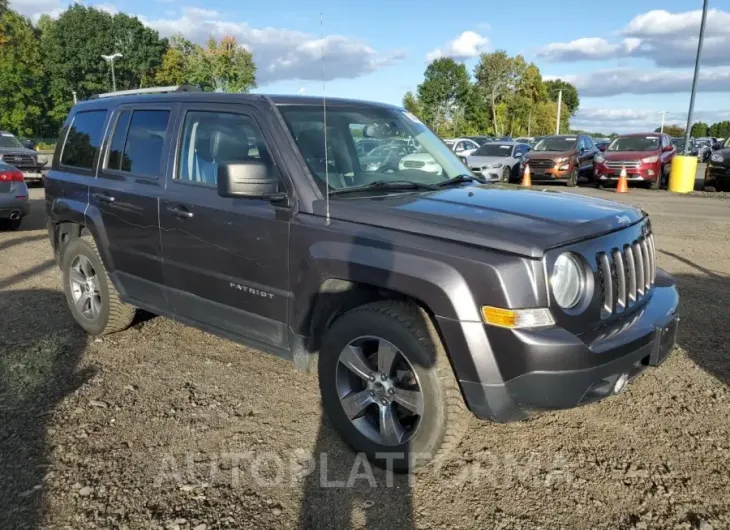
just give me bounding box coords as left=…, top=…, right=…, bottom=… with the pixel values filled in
left=683, top=0, right=708, bottom=154
left=659, top=111, right=667, bottom=133
left=101, top=53, right=123, bottom=92
left=555, top=90, right=563, bottom=134
left=528, top=107, right=532, bottom=137
left=72, top=91, right=77, bottom=104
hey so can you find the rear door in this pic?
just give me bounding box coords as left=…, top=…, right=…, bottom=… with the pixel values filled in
left=159, top=103, right=292, bottom=352
left=89, top=103, right=177, bottom=312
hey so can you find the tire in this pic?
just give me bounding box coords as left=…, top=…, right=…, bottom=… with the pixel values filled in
left=567, top=166, right=578, bottom=187
left=501, top=166, right=511, bottom=183
left=8, top=218, right=22, bottom=231
left=318, top=300, right=467, bottom=472
left=62, top=235, right=136, bottom=335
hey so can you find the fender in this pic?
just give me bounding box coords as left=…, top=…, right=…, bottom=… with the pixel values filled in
left=291, top=239, right=495, bottom=385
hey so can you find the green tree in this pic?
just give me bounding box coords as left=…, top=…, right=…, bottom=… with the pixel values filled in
left=402, top=91, right=422, bottom=118
left=416, top=58, right=471, bottom=134
left=207, top=36, right=257, bottom=93
left=544, top=79, right=580, bottom=116
left=690, top=121, right=709, bottom=137
left=0, top=9, right=45, bottom=136
left=41, top=5, right=167, bottom=128
left=473, top=51, right=515, bottom=136
left=708, top=121, right=730, bottom=138
left=654, top=124, right=684, bottom=137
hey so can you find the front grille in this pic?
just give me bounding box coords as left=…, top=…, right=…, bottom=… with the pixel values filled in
left=470, top=166, right=483, bottom=173
left=2, top=154, right=35, bottom=167
left=528, top=159, right=554, bottom=169
left=708, top=166, right=730, bottom=179
left=403, top=161, right=424, bottom=169
left=605, top=160, right=641, bottom=170
left=595, top=233, right=656, bottom=318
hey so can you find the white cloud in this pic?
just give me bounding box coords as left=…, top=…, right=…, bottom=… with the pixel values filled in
left=537, top=8, right=730, bottom=68
left=426, top=31, right=489, bottom=62
left=140, top=8, right=405, bottom=84
left=557, top=67, right=730, bottom=97
left=9, top=0, right=63, bottom=19
left=573, top=107, right=730, bottom=133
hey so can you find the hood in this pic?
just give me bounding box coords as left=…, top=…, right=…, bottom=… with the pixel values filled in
left=526, top=149, right=573, bottom=160
left=401, top=152, right=435, bottom=162
left=0, top=147, right=38, bottom=157
left=602, top=150, right=659, bottom=161
left=710, top=148, right=730, bottom=167
left=323, top=186, right=645, bottom=258
left=466, top=155, right=511, bottom=167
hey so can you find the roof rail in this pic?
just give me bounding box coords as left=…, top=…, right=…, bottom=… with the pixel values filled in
left=89, top=85, right=201, bottom=100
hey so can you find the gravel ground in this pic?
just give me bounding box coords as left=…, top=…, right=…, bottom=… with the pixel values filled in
left=1, top=186, right=728, bottom=530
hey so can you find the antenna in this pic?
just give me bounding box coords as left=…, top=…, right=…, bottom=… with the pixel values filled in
left=321, top=12, right=330, bottom=225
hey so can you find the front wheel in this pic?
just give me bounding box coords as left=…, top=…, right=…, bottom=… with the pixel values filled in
left=567, top=167, right=579, bottom=187
left=318, top=301, right=467, bottom=472
left=501, top=166, right=511, bottom=183
left=62, top=235, right=136, bottom=335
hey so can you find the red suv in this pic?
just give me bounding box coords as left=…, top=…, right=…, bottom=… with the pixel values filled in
left=593, top=133, right=675, bottom=189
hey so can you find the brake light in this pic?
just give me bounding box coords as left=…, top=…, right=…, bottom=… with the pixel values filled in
left=0, top=169, right=23, bottom=182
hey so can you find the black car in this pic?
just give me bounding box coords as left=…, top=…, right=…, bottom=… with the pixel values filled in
left=706, top=138, right=730, bottom=191
left=46, top=86, right=679, bottom=471
left=464, top=135, right=493, bottom=146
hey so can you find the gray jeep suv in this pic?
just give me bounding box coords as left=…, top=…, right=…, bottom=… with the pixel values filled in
left=45, top=87, right=679, bottom=471
left=0, top=130, right=47, bottom=184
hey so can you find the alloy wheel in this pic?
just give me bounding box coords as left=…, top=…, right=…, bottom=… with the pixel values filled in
left=335, top=336, right=424, bottom=446
left=69, top=255, right=102, bottom=320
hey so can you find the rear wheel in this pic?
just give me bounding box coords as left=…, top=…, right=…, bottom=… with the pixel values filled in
left=62, top=235, right=136, bottom=335
left=318, top=301, right=467, bottom=472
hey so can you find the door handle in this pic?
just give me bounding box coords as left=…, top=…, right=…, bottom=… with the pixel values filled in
left=167, top=206, right=194, bottom=219
left=93, top=193, right=116, bottom=204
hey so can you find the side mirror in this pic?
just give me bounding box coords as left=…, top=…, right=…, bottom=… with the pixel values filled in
left=663, top=144, right=674, bottom=152
left=598, top=144, right=607, bottom=152
left=217, top=161, right=283, bottom=200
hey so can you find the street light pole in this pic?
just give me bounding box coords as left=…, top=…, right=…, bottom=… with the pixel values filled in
left=101, top=53, right=123, bottom=92
left=555, top=90, right=563, bottom=134
left=683, top=0, right=708, bottom=154
left=660, top=111, right=667, bottom=133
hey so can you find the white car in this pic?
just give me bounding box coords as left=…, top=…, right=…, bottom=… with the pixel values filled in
left=443, top=138, right=480, bottom=158
left=465, top=142, right=531, bottom=182
left=397, top=151, right=443, bottom=175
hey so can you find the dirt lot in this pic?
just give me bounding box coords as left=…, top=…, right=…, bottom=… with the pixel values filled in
left=1, top=186, right=729, bottom=530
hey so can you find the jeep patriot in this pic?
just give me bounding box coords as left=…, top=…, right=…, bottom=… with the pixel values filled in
left=46, top=86, right=679, bottom=471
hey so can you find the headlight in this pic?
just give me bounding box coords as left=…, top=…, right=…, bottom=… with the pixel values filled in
left=555, top=157, right=568, bottom=164
left=521, top=156, right=529, bottom=164
left=37, top=155, right=47, bottom=165
left=487, top=163, right=503, bottom=169
left=711, top=153, right=724, bottom=163
left=365, top=162, right=381, bottom=172
left=641, top=156, right=659, bottom=163
left=595, top=154, right=605, bottom=164
left=551, top=253, right=584, bottom=309
left=0, top=154, right=4, bottom=160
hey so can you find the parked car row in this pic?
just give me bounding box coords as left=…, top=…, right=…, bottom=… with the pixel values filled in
left=0, top=130, right=48, bottom=185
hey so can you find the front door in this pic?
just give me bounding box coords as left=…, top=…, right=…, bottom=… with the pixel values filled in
left=159, top=104, right=292, bottom=352
left=90, top=103, right=176, bottom=312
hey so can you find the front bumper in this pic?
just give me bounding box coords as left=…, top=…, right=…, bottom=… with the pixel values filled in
left=447, top=270, right=679, bottom=423
left=594, top=162, right=660, bottom=182
left=706, top=164, right=730, bottom=188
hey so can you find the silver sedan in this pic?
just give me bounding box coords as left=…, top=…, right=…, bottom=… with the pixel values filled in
left=465, top=142, right=531, bottom=182
left=0, top=160, right=30, bottom=231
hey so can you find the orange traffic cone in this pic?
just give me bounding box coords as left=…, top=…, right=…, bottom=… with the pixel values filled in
left=616, top=166, right=628, bottom=193
left=521, top=164, right=532, bottom=187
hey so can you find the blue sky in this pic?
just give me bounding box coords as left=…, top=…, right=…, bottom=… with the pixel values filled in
left=11, top=0, right=730, bottom=132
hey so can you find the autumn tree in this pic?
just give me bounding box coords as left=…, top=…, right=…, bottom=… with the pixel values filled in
left=654, top=125, right=684, bottom=137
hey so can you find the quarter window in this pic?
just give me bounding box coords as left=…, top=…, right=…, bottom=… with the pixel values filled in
left=60, top=110, right=108, bottom=169
left=105, top=110, right=170, bottom=177
left=176, top=111, right=269, bottom=186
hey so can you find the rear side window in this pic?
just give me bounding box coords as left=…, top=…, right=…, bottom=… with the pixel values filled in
left=60, top=110, right=108, bottom=169
left=105, top=109, right=170, bottom=177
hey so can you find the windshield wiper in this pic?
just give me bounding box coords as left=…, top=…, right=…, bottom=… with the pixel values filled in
left=437, top=174, right=484, bottom=187
left=329, top=180, right=440, bottom=196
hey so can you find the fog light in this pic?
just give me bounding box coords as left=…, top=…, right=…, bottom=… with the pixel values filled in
left=647, top=169, right=655, bottom=176
left=613, top=373, right=629, bottom=394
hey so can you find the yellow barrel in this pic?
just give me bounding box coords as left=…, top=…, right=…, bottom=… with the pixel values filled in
left=669, top=155, right=697, bottom=193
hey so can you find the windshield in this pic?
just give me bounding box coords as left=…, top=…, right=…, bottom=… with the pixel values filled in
left=608, top=136, right=660, bottom=152
left=0, top=133, right=24, bottom=149
left=473, top=143, right=514, bottom=157
left=533, top=136, right=576, bottom=152
left=278, top=105, right=471, bottom=196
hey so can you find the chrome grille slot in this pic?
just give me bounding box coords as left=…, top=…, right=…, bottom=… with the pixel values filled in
left=606, top=160, right=641, bottom=170
left=596, top=231, right=655, bottom=318
left=633, top=242, right=645, bottom=297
